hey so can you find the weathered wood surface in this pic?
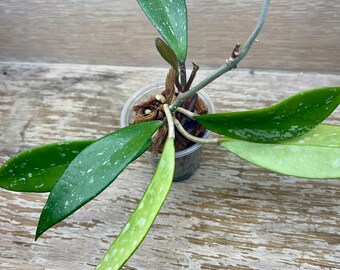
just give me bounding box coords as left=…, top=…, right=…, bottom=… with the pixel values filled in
left=0, top=0, right=340, bottom=72
left=0, top=62, right=339, bottom=270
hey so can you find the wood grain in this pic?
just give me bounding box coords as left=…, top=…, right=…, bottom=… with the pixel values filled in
left=0, top=1, right=339, bottom=72
left=0, top=62, right=339, bottom=269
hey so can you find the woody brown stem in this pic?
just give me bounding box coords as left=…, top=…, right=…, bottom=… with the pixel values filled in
left=183, top=63, right=199, bottom=92
left=180, top=63, right=187, bottom=87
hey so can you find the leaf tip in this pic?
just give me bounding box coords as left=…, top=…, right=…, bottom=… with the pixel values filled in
left=35, top=210, right=49, bottom=241
left=34, top=227, right=43, bottom=241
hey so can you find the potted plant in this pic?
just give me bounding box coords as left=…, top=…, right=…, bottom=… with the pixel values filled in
left=119, top=81, right=216, bottom=181
left=0, top=0, right=339, bottom=269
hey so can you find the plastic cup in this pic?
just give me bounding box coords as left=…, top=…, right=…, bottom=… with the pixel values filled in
left=120, top=81, right=215, bottom=181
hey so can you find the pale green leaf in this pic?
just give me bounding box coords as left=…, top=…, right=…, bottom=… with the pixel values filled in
left=219, top=124, right=340, bottom=178
left=96, top=137, right=175, bottom=270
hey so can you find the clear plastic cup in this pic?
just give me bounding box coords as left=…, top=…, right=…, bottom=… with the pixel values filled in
left=120, top=81, right=215, bottom=181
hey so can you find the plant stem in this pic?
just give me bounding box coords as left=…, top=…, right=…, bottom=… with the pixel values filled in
left=174, top=119, right=219, bottom=145
left=163, top=104, right=175, bottom=139
left=170, top=0, right=270, bottom=111
left=180, top=63, right=187, bottom=86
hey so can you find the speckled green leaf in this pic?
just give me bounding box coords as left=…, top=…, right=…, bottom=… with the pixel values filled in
left=219, top=124, right=340, bottom=178
left=196, top=87, right=340, bottom=143
left=0, top=140, right=93, bottom=192
left=155, top=37, right=179, bottom=73
left=137, top=0, right=187, bottom=64
left=35, top=121, right=162, bottom=240
left=96, top=138, right=175, bottom=270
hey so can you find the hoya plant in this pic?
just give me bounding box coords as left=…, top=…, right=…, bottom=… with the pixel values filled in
left=0, top=0, right=339, bottom=269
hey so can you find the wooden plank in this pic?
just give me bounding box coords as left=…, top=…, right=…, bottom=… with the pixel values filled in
left=0, top=62, right=339, bottom=269
left=0, top=0, right=339, bottom=72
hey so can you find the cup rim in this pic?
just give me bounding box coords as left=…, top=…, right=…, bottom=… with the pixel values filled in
left=120, top=81, right=216, bottom=158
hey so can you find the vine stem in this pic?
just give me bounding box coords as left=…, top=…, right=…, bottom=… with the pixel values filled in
left=163, top=104, right=175, bottom=139
left=170, top=0, right=270, bottom=111
left=174, top=119, right=219, bottom=145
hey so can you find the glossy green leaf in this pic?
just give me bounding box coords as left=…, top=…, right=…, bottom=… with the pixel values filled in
left=219, top=124, right=340, bottom=178
left=137, top=0, right=187, bottom=64
left=35, top=121, right=162, bottom=240
left=195, top=87, right=340, bottom=143
left=0, top=140, right=94, bottom=192
left=96, top=138, right=175, bottom=270
left=155, top=37, right=179, bottom=73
